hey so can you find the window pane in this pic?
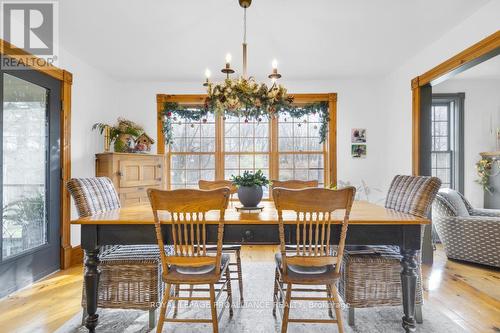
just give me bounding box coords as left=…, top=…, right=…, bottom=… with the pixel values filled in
left=223, top=115, right=270, bottom=197
left=170, top=111, right=215, bottom=153
left=2, top=74, right=48, bottom=258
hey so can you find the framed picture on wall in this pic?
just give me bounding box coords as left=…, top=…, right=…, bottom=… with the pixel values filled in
left=351, top=128, right=366, bottom=143
left=352, top=144, right=367, bottom=158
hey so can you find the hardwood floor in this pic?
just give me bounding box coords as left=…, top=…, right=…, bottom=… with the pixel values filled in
left=0, top=245, right=498, bottom=333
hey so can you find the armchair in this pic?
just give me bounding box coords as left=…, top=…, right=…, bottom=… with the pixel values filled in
left=432, top=188, right=500, bottom=267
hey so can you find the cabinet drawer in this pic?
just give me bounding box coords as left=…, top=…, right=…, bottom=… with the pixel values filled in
left=119, top=186, right=161, bottom=206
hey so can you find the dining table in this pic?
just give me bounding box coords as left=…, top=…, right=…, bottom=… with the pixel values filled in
left=72, top=200, right=429, bottom=333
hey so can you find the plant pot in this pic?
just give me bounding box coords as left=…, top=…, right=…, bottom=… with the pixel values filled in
left=237, top=185, right=263, bottom=207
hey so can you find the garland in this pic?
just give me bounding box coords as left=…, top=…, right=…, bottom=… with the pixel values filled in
left=160, top=101, right=329, bottom=145
left=475, top=158, right=494, bottom=194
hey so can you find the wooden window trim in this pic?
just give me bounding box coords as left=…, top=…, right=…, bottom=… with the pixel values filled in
left=156, top=93, right=337, bottom=188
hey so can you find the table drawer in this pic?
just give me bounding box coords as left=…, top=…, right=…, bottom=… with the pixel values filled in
left=219, top=224, right=280, bottom=244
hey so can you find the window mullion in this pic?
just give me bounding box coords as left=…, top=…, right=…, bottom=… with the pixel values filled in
left=215, top=114, right=224, bottom=180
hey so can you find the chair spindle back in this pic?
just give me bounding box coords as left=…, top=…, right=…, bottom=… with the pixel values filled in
left=271, top=179, right=319, bottom=190
left=148, top=188, right=230, bottom=277
left=273, top=187, right=356, bottom=273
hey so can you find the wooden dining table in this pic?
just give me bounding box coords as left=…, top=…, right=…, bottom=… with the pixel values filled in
left=73, top=200, right=429, bottom=333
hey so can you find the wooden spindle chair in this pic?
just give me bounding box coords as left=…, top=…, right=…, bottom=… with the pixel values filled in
left=271, top=179, right=319, bottom=190
left=198, top=180, right=244, bottom=305
left=272, top=186, right=356, bottom=333
left=148, top=188, right=233, bottom=333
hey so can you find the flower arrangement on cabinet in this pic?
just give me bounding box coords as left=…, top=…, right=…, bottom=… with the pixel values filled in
left=92, top=118, right=154, bottom=153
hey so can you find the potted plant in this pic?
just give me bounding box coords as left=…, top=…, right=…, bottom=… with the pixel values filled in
left=231, top=170, right=270, bottom=207
left=92, top=118, right=144, bottom=153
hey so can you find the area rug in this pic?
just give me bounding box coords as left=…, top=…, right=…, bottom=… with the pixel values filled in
left=56, top=261, right=466, bottom=333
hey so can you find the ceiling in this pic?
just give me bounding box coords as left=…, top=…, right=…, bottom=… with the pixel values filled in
left=59, top=0, right=491, bottom=82
left=451, top=54, right=500, bottom=80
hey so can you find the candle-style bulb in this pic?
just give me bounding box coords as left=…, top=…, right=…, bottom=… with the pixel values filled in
left=225, top=53, right=232, bottom=64
left=205, top=68, right=211, bottom=79
left=272, top=59, right=278, bottom=69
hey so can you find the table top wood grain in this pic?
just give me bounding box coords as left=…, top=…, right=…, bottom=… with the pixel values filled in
left=71, top=201, right=430, bottom=225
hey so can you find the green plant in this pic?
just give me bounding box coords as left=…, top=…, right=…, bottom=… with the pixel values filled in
left=475, top=158, right=494, bottom=194
left=2, top=192, right=45, bottom=248
left=161, top=100, right=329, bottom=145
left=92, top=118, right=144, bottom=152
left=231, top=170, right=270, bottom=188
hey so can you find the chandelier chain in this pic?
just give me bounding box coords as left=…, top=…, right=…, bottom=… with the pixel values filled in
left=243, top=7, right=247, bottom=44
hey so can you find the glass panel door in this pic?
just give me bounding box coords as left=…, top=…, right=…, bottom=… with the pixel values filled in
left=0, top=65, right=61, bottom=298
left=2, top=74, right=48, bottom=258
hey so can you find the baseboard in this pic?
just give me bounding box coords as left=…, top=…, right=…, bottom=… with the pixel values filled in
left=70, top=245, right=84, bottom=267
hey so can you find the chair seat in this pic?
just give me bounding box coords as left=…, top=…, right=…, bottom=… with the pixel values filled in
left=164, top=254, right=230, bottom=284
left=275, top=253, right=339, bottom=284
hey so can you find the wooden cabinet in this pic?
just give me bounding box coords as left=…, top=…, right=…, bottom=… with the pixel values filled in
left=95, top=153, right=165, bottom=207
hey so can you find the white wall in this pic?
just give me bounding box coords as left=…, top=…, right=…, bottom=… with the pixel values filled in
left=59, top=48, right=120, bottom=246
left=433, top=78, right=500, bottom=207
left=381, top=0, right=500, bottom=194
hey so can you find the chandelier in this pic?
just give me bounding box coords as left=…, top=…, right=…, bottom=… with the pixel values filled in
left=203, top=0, right=293, bottom=119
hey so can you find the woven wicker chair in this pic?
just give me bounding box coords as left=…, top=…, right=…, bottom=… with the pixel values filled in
left=198, top=180, right=244, bottom=304
left=432, top=188, right=500, bottom=267
left=66, top=177, right=164, bottom=329
left=338, top=175, right=441, bottom=326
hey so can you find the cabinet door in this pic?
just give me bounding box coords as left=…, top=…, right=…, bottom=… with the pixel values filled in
left=119, top=158, right=162, bottom=188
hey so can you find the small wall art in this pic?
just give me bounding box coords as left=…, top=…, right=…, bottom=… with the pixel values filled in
left=351, top=144, right=367, bottom=158
left=351, top=128, right=366, bottom=143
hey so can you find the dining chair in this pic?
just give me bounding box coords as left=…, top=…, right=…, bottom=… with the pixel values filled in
left=66, top=177, right=164, bottom=329
left=198, top=180, right=244, bottom=305
left=148, top=187, right=233, bottom=333
left=338, top=175, right=441, bottom=326
left=271, top=179, right=319, bottom=190
left=272, top=186, right=356, bottom=333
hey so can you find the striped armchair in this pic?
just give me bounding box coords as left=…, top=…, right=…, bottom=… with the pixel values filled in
left=432, top=188, right=500, bottom=267
left=67, top=177, right=164, bottom=329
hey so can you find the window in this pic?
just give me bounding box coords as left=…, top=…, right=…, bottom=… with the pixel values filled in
left=431, top=94, right=464, bottom=191
left=157, top=94, right=337, bottom=194
left=170, top=111, right=216, bottom=189
left=278, top=112, right=325, bottom=186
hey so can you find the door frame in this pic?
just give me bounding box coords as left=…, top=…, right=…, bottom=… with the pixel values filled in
left=0, top=39, right=73, bottom=269
left=411, top=30, right=500, bottom=175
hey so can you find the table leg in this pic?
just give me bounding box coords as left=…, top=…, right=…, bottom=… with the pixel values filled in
left=84, top=249, right=100, bottom=333
left=400, top=248, right=417, bottom=333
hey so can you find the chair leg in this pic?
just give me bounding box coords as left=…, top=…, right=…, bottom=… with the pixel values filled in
left=330, top=284, right=344, bottom=333
left=348, top=307, right=355, bottom=326
left=209, top=284, right=219, bottom=333
left=281, top=283, right=292, bottom=333
left=81, top=308, right=86, bottom=326
left=235, top=249, right=244, bottom=305
left=187, top=285, right=194, bottom=306
left=415, top=305, right=423, bottom=324
left=272, top=267, right=279, bottom=316
left=173, top=284, right=180, bottom=318
left=225, top=266, right=234, bottom=317
left=326, top=284, right=334, bottom=319
left=149, top=309, right=156, bottom=330
left=157, top=283, right=172, bottom=333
